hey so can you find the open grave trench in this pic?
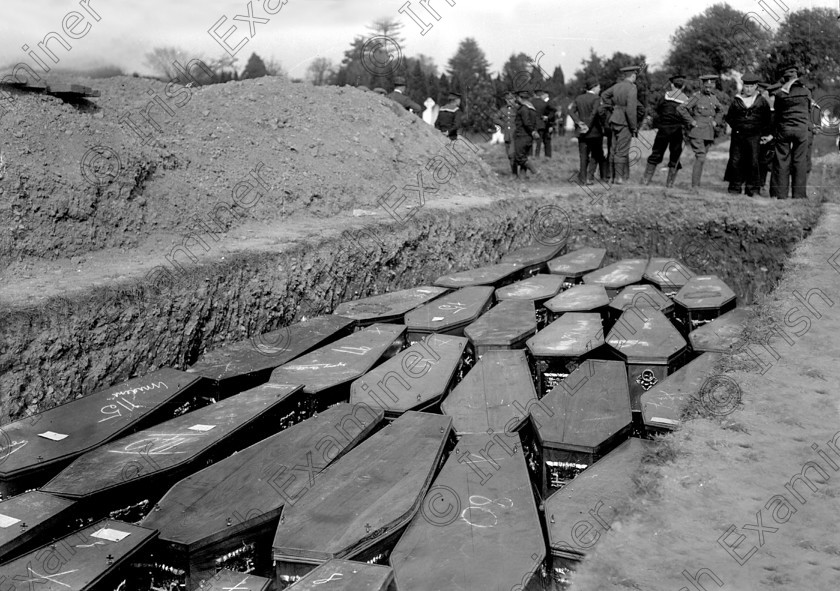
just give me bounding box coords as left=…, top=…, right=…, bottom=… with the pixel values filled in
left=0, top=193, right=820, bottom=590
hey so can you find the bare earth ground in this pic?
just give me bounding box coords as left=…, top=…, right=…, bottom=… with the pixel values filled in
left=2, top=74, right=840, bottom=590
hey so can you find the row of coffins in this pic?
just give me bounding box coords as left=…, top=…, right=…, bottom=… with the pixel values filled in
left=0, top=242, right=747, bottom=590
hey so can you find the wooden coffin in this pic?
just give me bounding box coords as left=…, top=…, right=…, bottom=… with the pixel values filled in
left=496, top=274, right=564, bottom=304
left=500, top=241, right=567, bottom=275
left=433, top=263, right=523, bottom=289
left=643, top=258, right=695, bottom=296
left=673, top=275, right=737, bottom=330
left=269, top=324, right=405, bottom=407
left=404, top=286, right=494, bottom=344
left=688, top=308, right=751, bottom=353
left=391, top=433, right=545, bottom=591
left=287, top=559, right=395, bottom=591
left=333, top=286, right=448, bottom=327
left=607, top=284, right=674, bottom=325
left=547, top=247, right=606, bottom=283
left=139, top=403, right=383, bottom=588
left=641, top=352, right=722, bottom=432
left=0, top=491, right=75, bottom=563
left=40, top=384, right=303, bottom=522
left=349, top=334, right=467, bottom=417
left=272, top=412, right=451, bottom=585
left=196, top=569, right=274, bottom=590
left=526, top=313, right=605, bottom=397
left=0, top=519, right=157, bottom=591
left=583, top=258, right=648, bottom=299
left=607, top=309, right=688, bottom=420
left=440, top=349, right=537, bottom=437
left=0, top=367, right=208, bottom=498
left=545, top=438, right=653, bottom=564
left=531, top=360, right=631, bottom=495
left=464, top=300, right=537, bottom=357
left=188, top=315, right=354, bottom=397
left=543, top=284, right=610, bottom=322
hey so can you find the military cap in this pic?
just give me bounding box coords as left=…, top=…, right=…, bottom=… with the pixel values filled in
left=393, top=76, right=407, bottom=86
left=765, top=81, right=783, bottom=92
left=516, top=89, right=531, bottom=97
left=778, top=62, right=799, bottom=75
left=741, top=73, right=761, bottom=84
left=699, top=74, right=718, bottom=81
left=373, top=87, right=387, bottom=95
left=448, top=91, right=462, bottom=99
left=620, top=65, right=640, bottom=72
left=585, top=78, right=600, bottom=90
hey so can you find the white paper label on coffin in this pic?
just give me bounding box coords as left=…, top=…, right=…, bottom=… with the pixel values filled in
left=91, top=528, right=131, bottom=542
left=0, top=513, right=21, bottom=528
left=38, top=431, right=68, bottom=441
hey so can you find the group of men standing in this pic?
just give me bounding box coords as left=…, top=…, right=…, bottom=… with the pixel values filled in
left=492, top=88, right=559, bottom=178
left=568, top=63, right=820, bottom=198
left=385, top=76, right=464, bottom=140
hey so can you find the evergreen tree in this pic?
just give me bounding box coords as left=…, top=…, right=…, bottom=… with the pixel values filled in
left=241, top=52, right=268, bottom=79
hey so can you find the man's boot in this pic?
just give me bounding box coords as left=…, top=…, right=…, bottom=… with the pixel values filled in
left=691, top=159, right=704, bottom=190
left=665, top=166, right=678, bottom=188
left=511, top=161, right=519, bottom=178
left=614, top=162, right=625, bottom=185
left=586, top=159, right=598, bottom=185
left=641, top=162, right=657, bottom=185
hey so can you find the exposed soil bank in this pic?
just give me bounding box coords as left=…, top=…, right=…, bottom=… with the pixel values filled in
left=0, top=188, right=819, bottom=420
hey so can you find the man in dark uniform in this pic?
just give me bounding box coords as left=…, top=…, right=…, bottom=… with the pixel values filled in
left=770, top=64, right=813, bottom=199
left=723, top=73, right=773, bottom=196
left=640, top=74, right=693, bottom=187
left=758, top=81, right=780, bottom=191
left=493, top=91, right=518, bottom=162
left=435, top=91, right=463, bottom=140
left=682, top=74, right=725, bottom=191
left=533, top=90, right=557, bottom=158
left=387, top=76, right=423, bottom=114
left=569, top=78, right=607, bottom=184
left=513, top=89, right=540, bottom=178
left=601, top=65, right=640, bottom=184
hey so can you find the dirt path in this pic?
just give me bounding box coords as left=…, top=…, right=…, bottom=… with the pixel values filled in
left=572, top=201, right=840, bottom=590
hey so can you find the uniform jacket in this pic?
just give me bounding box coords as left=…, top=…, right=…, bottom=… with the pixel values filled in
left=569, top=91, right=603, bottom=138
left=493, top=104, right=517, bottom=142
left=533, top=98, right=548, bottom=131
left=387, top=89, right=423, bottom=113
left=650, top=90, right=693, bottom=130
left=772, top=80, right=813, bottom=130
left=514, top=101, right=538, bottom=139
left=725, top=94, right=772, bottom=136
left=435, top=105, right=463, bottom=139
left=601, top=79, right=638, bottom=132
left=681, top=91, right=724, bottom=140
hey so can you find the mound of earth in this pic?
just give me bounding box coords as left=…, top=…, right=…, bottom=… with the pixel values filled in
left=0, top=74, right=498, bottom=262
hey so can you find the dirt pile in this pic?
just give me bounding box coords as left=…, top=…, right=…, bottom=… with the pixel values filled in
left=0, top=74, right=498, bottom=261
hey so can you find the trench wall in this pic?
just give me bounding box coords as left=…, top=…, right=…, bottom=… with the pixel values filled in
left=0, top=193, right=819, bottom=419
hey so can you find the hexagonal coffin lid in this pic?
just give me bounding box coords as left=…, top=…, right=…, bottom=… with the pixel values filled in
left=643, top=258, right=695, bottom=292
left=441, top=350, right=537, bottom=436
left=434, top=263, right=523, bottom=288
left=495, top=274, right=565, bottom=302
left=391, top=434, right=544, bottom=591
left=349, top=335, right=467, bottom=415
left=583, top=258, right=647, bottom=290
left=533, top=360, right=631, bottom=455
left=544, top=285, right=609, bottom=314
left=464, top=300, right=537, bottom=348
left=607, top=309, right=687, bottom=364
left=142, top=403, right=383, bottom=553
left=271, top=412, right=451, bottom=564
left=404, top=286, right=494, bottom=334
left=689, top=308, right=752, bottom=352
left=333, top=286, right=448, bottom=325
left=641, top=352, right=722, bottom=431
left=200, top=570, right=273, bottom=591
left=608, top=284, right=674, bottom=316
left=188, top=315, right=355, bottom=389
left=527, top=313, right=604, bottom=358
left=287, top=560, right=394, bottom=591
left=546, top=438, right=654, bottom=560
left=269, top=324, right=405, bottom=394
left=41, top=384, right=301, bottom=500
left=500, top=241, right=566, bottom=267
left=673, top=275, right=736, bottom=312
left=0, top=491, right=75, bottom=562
left=547, top=247, right=606, bottom=279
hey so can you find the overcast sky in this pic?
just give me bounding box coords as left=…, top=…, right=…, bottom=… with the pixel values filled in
left=2, top=0, right=836, bottom=79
